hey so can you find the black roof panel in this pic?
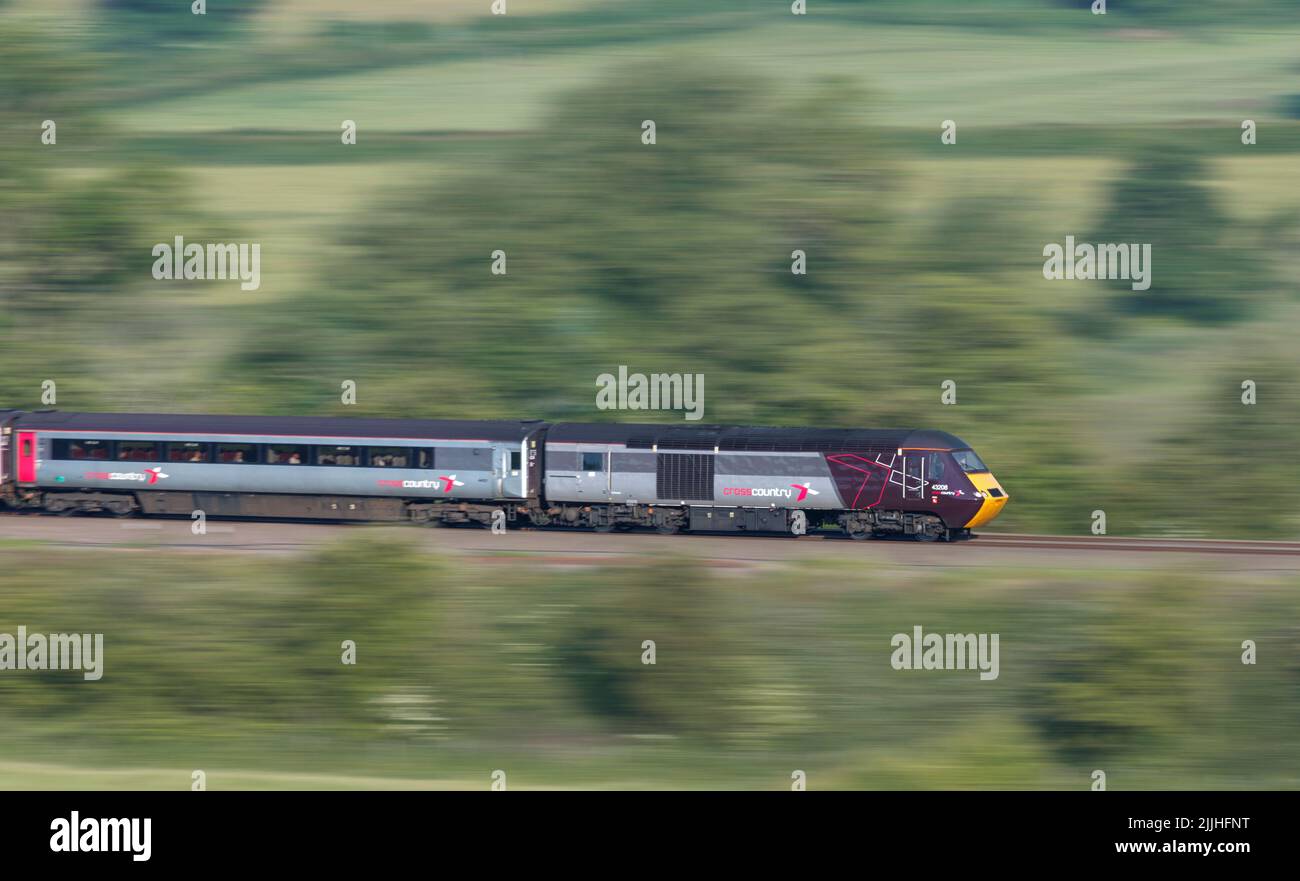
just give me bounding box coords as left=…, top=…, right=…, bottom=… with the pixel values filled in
left=548, top=423, right=972, bottom=452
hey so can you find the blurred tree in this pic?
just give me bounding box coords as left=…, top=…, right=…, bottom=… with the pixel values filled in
left=272, top=534, right=443, bottom=731
left=1026, top=575, right=1219, bottom=765
left=0, top=27, right=205, bottom=408
left=552, top=559, right=748, bottom=738
left=1127, top=340, right=1300, bottom=537
left=230, top=60, right=900, bottom=422
left=1088, top=150, right=1270, bottom=323
left=98, top=0, right=267, bottom=44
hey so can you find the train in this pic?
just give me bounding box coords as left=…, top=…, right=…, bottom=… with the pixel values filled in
left=0, top=410, right=1009, bottom=541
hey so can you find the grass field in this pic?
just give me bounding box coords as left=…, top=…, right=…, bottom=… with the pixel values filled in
left=111, top=23, right=1300, bottom=134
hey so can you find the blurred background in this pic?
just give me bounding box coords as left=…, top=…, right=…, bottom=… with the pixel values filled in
left=2, top=0, right=1299, bottom=789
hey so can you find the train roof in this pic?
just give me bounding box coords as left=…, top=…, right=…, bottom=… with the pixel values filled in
left=10, top=411, right=975, bottom=451
left=12, top=411, right=545, bottom=442
left=548, top=422, right=972, bottom=452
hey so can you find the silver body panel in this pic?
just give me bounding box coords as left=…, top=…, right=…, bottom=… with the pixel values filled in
left=543, top=442, right=844, bottom=509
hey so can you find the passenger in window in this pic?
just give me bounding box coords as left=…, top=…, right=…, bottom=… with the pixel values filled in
left=231, top=450, right=245, bottom=463
left=189, top=450, right=204, bottom=462
left=288, top=452, right=302, bottom=465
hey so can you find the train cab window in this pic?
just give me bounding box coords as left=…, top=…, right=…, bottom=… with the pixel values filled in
left=116, top=441, right=160, bottom=461
left=952, top=449, right=989, bottom=473
left=267, top=444, right=308, bottom=465
left=927, top=452, right=946, bottom=482
left=167, top=442, right=210, bottom=463
left=53, top=439, right=110, bottom=460
left=582, top=452, right=604, bottom=472
left=216, top=443, right=258, bottom=464
left=316, top=445, right=360, bottom=466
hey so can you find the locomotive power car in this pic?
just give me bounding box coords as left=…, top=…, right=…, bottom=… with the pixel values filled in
left=0, top=410, right=1009, bottom=541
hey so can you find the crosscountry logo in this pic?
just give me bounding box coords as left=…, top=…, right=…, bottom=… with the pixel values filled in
left=82, top=469, right=169, bottom=484
left=722, top=483, right=820, bottom=501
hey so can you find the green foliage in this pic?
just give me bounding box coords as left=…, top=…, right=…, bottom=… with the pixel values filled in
left=1025, top=575, right=1217, bottom=763
left=551, top=559, right=746, bottom=738
left=2, top=541, right=1297, bottom=787
left=1119, top=339, right=1300, bottom=537
left=228, top=61, right=900, bottom=424
left=1087, top=150, right=1271, bottom=324
left=97, top=0, right=267, bottom=45
left=0, top=533, right=442, bottom=739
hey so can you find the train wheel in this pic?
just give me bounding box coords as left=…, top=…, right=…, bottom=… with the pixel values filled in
left=655, top=523, right=681, bottom=535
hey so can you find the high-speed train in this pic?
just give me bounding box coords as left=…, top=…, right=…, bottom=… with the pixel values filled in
left=0, top=410, right=1009, bottom=541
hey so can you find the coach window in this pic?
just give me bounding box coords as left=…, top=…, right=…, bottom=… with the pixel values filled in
left=582, top=452, right=604, bottom=472
left=511, top=451, right=522, bottom=472
left=927, top=452, right=946, bottom=482
left=415, top=448, right=433, bottom=469
left=54, top=439, right=109, bottom=460
left=267, top=444, right=309, bottom=465
left=117, top=440, right=159, bottom=461
left=317, top=445, right=360, bottom=466
left=368, top=447, right=410, bottom=468
left=167, top=442, right=210, bottom=463
left=216, top=443, right=258, bottom=464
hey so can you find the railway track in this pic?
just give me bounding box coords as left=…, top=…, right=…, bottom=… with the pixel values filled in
left=2, top=512, right=1300, bottom=560
left=970, top=533, right=1300, bottom=556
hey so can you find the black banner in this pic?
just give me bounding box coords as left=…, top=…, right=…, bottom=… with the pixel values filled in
left=2, top=791, right=1282, bottom=867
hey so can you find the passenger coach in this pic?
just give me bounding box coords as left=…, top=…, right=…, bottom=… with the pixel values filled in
left=0, top=410, right=543, bottom=526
